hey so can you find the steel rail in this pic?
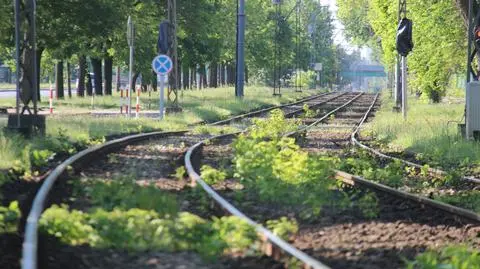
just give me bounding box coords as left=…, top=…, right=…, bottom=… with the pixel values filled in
left=350, top=99, right=480, bottom=185
left=184, top=135, right=331, bottom=269
left=21, top=92, right=333, bottom=269
left=283, top=92, right=347, bottom=118
left=285, top=92, right=365, bottom=137
left=181, top=92, right=382, bottom=269
left=21, top=131, right=188, bottom=269
left=210, top=92, right=334, bottom=125
left=334, top=169, right=480, bottom=222
left=306, top=93, right=480, bottom=223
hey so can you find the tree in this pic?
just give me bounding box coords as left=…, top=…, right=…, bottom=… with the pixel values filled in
left=337, top=0, right=466, bottom=102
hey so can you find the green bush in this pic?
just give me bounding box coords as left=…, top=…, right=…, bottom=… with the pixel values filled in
left=406, top=246, right=480, bottom=269
left=0, top=201, right=21, bottom=234
left=39, top=205, right=258, bottom=260
left=266, top=217, right=298, bottom=241
left=200, top=165, right=227, bottom=184
left=232, top=109, right=336, bottom=215
left=80, top=178, right=178, bottom=217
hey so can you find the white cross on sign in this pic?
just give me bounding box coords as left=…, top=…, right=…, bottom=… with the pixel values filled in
left=152, top=55, right=173, bottom=75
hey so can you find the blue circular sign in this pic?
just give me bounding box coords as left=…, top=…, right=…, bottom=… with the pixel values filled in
left=152, top=55, right=173, bottom=75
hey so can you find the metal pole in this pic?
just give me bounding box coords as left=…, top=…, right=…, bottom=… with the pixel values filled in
left=128, top=17, right=134, bottom=117
left=467, top=0, right=473, bottom=83
left=235, top=0, right=245, bottom=97
left=402, top=56, right=407, bottom=119
left=14, top=0, right=21, bottom=127
left=159, top=74, right=165, bottom=120
left=31, top=0, right=38, bottom=115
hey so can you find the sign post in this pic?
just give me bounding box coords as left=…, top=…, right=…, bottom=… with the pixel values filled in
left=152, top=55, right=173, bottom=120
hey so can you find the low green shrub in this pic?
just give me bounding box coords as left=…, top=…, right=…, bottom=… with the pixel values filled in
left=266, top=217, right=299, bottom=241
left=0, top=201, right=21, bottom=234
left=200, top=165, right=227, bottom=184
left=39, top=205, right=258, bottom=260
left=78, top=178, right=178, bottom=216
left=406, top=246, right=480, bottom=269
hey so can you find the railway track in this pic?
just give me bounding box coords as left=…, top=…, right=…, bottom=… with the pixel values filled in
left=186, top=92, right=480, bottom=269
left=20, top=92, right=338, bottom=269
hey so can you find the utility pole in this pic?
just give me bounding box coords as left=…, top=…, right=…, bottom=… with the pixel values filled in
left=395, top=0, right=413, bottom=119
left=235, top=0, right=245, bottom=97
left=167, top=0, right=180, bottom=109
left=273, top=0, right=282, bottom=96
left=127, top=16, right=135, bottom=117
left=395, top=0, right=407, bottom=110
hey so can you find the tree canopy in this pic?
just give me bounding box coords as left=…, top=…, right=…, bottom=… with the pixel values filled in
left=337, top=0, right=467, bottom=101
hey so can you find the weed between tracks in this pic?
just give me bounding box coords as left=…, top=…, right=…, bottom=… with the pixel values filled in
left=40, top=176, right=260, bottom=261
left=203, top=109, right=478, bottom=269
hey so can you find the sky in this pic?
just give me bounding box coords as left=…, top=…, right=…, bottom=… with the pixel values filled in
left=319, top=0, right=372, bottom=60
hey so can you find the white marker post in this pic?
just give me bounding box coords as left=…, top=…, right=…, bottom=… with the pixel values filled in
left=152, top=54, right=173, bottom=120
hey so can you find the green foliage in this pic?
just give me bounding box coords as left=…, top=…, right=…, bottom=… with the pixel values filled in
left=406, top=246, right=480, bottom=269
left=437, top=192, right=480, bottom=213
left=39, top=205, right=258, bottom=260
left=0, top=201, right=21, bottom=234
left=249, top=109, right=301, bottom=140
left=200, top=165, right=227, bottom=185
left=303, top=104, right=317, bottom=118
left=292, top=70, right=317, bottom=88
left=39, top=205, right=97, bottom=245
left=31, top=149, right=54, bottom=167
left=174, top=166, right=187, bottom=181
left=266, top=217, right=299, bottom=241
left=78, top=178, right=178, bottom=217
left=337, top=153, right=404, bottom=188
left=233, top=109, right=336, bottom=215
left=337, top=0, right=465, bottom=101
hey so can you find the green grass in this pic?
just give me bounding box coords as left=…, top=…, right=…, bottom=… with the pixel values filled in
left=0, top=86, right=319, bottom=171
left=366, top=94, right=480, bottom=169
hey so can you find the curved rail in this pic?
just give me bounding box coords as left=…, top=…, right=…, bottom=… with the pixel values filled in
left=21, top=92, right=330, bottom=269
left=22, top=131, right=188, bottom=269
left=350, top=100, right=480, bottom=185
left=184, top=135, right=331, bottom=269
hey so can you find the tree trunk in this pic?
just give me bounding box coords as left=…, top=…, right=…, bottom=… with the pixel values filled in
left=201, top=64, right=207, bottom=88
left=210, top=62, right=218, bottom=88
left=152, top=70, right=158, bottom=91
left=227, top=64, right=235, bottom=85
left=78, top=55, right=86, bottom=97
left=190, top=68, right=195, bottom=89
left=55, top=61, right=64, bottom=99
left=131, top=72, right=140, bottom=90
left=183, top=66, right=189, bottom=89
left=91, top=58, right=103, bottom=95
left=67, top=61, right=72, bottom=98
left=245, top=65, right=249, bottom=85
left=219, top=64, right=225, bottom=86
left=104, top=56, right=113, bottom=95
left=116, top=66, right=121, bottom=92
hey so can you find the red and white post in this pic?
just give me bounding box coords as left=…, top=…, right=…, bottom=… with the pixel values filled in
left=120, top=89, right=124, bottom=114
left=135, top=86, right=140, bottom=118
left=49, top=83, right=53, bottom=114
left=125, top=90, right=129, bottom=115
